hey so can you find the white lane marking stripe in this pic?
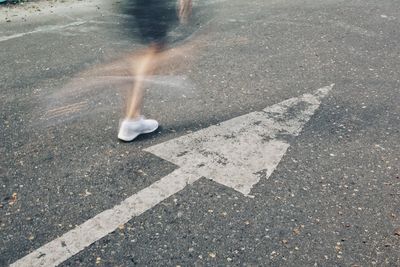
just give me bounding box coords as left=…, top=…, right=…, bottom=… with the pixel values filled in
left=0, top=21, right=86, bottom=42
left=11, top=85, right=333, bottom=267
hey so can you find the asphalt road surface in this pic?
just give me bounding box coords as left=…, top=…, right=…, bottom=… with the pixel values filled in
left=1, top=0, right=399, bottom=266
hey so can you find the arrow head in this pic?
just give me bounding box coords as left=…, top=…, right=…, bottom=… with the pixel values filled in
left=145, top=85, right=333, bottom=196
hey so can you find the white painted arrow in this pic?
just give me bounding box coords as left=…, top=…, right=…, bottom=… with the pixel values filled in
left=146, top=84, right=333, bottom=195
left=11, top=84, right=333, bottom=267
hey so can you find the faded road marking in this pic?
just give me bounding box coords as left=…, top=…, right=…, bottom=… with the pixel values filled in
left=0, top=21, right=86, bottom=42
left=45, top=101, right=88, bottom=119
left=329, top=20, right=376, bottom=37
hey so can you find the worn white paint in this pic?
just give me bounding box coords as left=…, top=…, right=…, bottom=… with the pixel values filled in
left=11, top=84, right=333, bottom=267
left=0, top=21, right=87, bottom=42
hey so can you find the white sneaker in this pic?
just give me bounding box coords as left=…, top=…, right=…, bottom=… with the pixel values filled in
left=118, top=116, right=159, bottom=141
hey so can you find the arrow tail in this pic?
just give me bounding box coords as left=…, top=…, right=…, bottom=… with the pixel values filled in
left=11, top=169, right=200, bottom=267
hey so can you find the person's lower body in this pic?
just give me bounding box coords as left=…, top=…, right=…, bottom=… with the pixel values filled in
left=118, top=43, right=163, bottom=141
left=118, top=0, right=178, bottom=141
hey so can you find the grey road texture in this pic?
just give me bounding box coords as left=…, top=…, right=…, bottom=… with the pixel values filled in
left=1, top=0, right=399, bottom=266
